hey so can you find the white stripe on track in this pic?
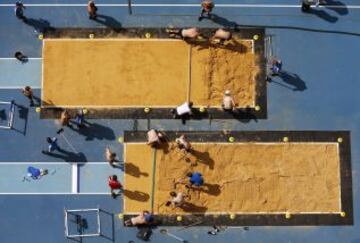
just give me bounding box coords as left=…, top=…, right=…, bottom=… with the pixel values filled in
left=0, top=3, right=358, bottom=9
left=0, top=192, right=109, bottom=195
left=0, top=58, right=42, bottom=60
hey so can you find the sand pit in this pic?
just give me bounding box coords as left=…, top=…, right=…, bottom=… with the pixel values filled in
left=191, top=40, right=258, bottom=107
left=124, top=143, right=341, bottom=214
left=42, top=39, right=259, bottom=108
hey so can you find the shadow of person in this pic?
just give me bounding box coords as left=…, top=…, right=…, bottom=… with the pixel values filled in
left=308, top=8, right=338, bottom=23
left=157, top=142, right=170, bottom=154
left=193, top=183, right=221, bottom=196
left=32, top=95, right=42, bottom=106
left=233, top=108, right=259, bottom=123
left=93, top=14, right=122, bottom=32
left=190, top=150, right=215, bottom=170
left=123, top=189, right=150, bottom=202
left=210, top=14, right=239, bottom=29
left=192, top=39, right=247, bottom=53
left=42, top=149, right=87, bottom=162
left=0, top=109, right=7, bottom=121
left=125, top=162, right=149, bottom=177
left=278, top=71, right=307, bottom=91
left=23, top=18, right=55, bottom=33
left=16, top=104, right=28, bottom=135
left=180, top=202, right=208, bottom=213
left=69, top=121, right=116, bottom=141
left=325, top=0, right=348, bottom=15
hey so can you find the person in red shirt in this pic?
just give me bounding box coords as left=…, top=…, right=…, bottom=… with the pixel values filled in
left=108, top=175, right=122, bottom=198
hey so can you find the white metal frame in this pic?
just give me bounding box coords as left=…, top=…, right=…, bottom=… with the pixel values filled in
left=0, top=100, right=15, bottom=129
left=64, top=207, right=102, bottom=238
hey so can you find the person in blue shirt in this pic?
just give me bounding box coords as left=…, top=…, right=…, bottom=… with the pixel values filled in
left=270, top=58, right=282, bottom=76
left=74, top=109, right=85, bottom=128
left=187, top=172, right=204, bottom=187
left=26, top=166, right=48, bottom=180
left=41, top=137, right=61, bottom=154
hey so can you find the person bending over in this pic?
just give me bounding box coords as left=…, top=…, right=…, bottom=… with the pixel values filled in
left=125, top=211, right=154, bottom=226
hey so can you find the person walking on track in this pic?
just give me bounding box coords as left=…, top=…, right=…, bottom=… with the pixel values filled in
left=199, top=0, right=214, bottom=21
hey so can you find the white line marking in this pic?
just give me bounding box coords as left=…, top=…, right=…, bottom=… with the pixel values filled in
left=0, top=86, right=41, bottom=89
left=124, top=142, right=339, bottom=145
left=0, top=57, right=42, bottom=60
left=0, top=3, right=358, bottom=9
left=124, top=211, right=343, bottom=215
left=71, top=163, right=78, bottom=194
left=0, top=192, right=110, bottom=195
left=0, top=162, right=109, bottom=165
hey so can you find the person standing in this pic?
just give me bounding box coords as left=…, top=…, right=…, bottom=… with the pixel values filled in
left=222, top=90, right=236, bottom=111
left=22, top=86, right=34, bottom=106
left=15, top=1, right=26, bottom=20
left=199, top=0, right=214, bottom=21
left=301, top=0, right=326, bottom=12
left=270, top=58, right=282, bottom=76
left=57, top=110, right=71, bottom=134
left=105, top=148, right=117, bottom=167
left=87, top=0, right=98, bottom=19
left=108, top=175, right=123, bottom=198
left=74, top=109, right=85, bottom=128
left=42, top=136, right=61, bottom=154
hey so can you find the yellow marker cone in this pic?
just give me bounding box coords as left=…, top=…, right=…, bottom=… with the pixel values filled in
left=176, top=216, right=182, bottom=221
left=144, top=107, right=150, bottom=113
left=230, top=213, right=236, bottom=220
left=89, top=33, right=94, bottom=39
left=118, top=213, right=124, bottom=219
left=285, top=212, right=291, bottom=219
left=340, top=212, right=346, bottom=217
left=255, top=105, right=261, bottom=111
left=228, top=136, right=235, bottom=143
left=337, top=137, right=343, bottom=143
left=118, top=137, right=124, bottom=143
left=283, top=137, right=289, bottom=142
left=199, top=106, right=206, bottom=113
left=35, top=107, right=41, bottom=113
left=82, top=108, right=88, bottom=115
left=253, top=34, right=259, bottom=40
left=145, top=33, right=151, bottom=39
left=38, top=34, right=44, bottom=40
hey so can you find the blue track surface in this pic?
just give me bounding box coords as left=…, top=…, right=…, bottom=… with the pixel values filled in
left=0, top=1, right=360, bottom=242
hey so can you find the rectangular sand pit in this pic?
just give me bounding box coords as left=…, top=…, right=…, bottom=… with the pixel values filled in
left=123, top=131, right=353, bottom=226
left=42, top=38, right=259, bottom=108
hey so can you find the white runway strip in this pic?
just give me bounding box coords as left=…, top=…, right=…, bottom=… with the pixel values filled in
left=0, top=3, right=359, bottom=8
left=71, top=163, right=78, bottom=194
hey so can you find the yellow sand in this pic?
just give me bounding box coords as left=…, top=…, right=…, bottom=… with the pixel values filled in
left=124, top=143, right=341, bottom=214
left=191, top=40, right=258, bottom=107
left=42, top=39, right=258, bottom=107
left=123, top=144, right=154, bottom=212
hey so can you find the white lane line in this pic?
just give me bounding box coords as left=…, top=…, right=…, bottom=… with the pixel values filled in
left=71, top=163, right=78, bottom=194
left=0, top=162, right=109, bottom=164
left=0, top=3, right=358, bottom=8
left=0, top=192, right=109, bottom=195
left=0, top=86, right=41, bottom=89
left=0, top=58, right=42, bottom=60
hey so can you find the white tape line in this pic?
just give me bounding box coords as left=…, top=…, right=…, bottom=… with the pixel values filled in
left=71, top=163, right=78, bottom=193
